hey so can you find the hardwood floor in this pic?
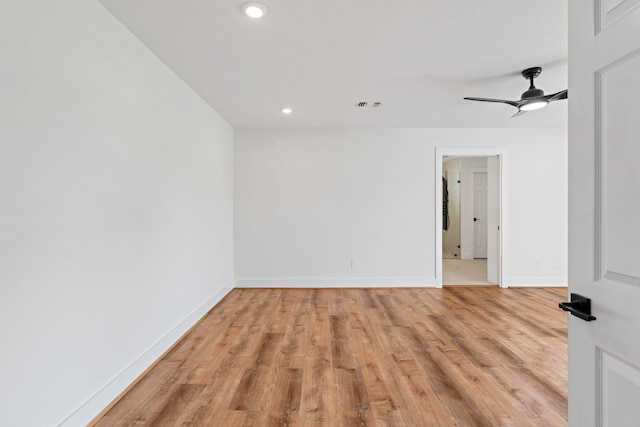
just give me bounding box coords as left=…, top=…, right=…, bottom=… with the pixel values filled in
left=92, top=287, right=568, bottom=426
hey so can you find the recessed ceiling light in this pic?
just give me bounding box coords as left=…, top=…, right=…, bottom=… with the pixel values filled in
left=281, top=107, right=292, bottom=114
left=242, top=2, right=267, bottom=18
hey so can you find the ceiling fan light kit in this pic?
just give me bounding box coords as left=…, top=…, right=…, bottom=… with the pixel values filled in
left=464, top=66, right=567, bottom=118
left=520, top=100, right=548, bottom=111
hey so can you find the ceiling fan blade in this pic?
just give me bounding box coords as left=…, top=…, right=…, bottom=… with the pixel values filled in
left=464, top=97, right=519, bottom=107
left=545, top=89, right=568, bottom=102
left=464, top=68, right=563, bottom=117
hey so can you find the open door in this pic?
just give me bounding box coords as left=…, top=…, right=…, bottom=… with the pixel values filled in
left=472, top=171, right=488, bottom=259
left=567, top=0, right=640, bottom=425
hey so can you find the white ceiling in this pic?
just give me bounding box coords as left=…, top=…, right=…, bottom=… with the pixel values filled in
left=98, top=0, right=568, bottom=129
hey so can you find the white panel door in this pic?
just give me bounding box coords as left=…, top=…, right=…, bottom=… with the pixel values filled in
left=473, top=171, right=487, bottom=259
left=568, top=0, right=640, bottom=425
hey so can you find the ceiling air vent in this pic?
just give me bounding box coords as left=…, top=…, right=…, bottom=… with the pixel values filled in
left=355, top=101, right=382, bottom=108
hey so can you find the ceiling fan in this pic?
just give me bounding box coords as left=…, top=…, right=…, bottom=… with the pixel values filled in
left=464, top=67, right=568, bottom=118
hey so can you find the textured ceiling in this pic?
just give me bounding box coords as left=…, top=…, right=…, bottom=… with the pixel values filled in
left=98, top=0, right=568, bottom=129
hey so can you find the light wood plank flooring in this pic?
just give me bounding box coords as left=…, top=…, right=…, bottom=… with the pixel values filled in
left=93, top=287, right=568, bottom=426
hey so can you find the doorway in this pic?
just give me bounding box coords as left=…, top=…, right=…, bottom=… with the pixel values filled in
left=435, top=148, right=507, bottom=288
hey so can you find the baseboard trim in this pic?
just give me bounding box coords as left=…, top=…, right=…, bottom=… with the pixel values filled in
left=504, top=277, right=568, bottom=287
left=60, top=279, right=235, bottom=427
left=234, top=277, right=437, bottom=288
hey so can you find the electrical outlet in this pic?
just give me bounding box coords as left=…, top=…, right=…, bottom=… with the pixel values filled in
left=534, top=260, right=541, bottom=270
left=552, top=260, right=561, bottom=269
left=350, top=260, right=357, bottom=269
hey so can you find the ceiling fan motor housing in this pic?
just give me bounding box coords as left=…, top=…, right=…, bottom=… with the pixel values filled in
left=522, top=87, right=545, bottom=99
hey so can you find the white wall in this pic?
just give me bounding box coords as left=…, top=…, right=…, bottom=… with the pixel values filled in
left=0, top=1, right=234, bottom=426
left=235, top=128, right=568, bottom=287
left=507, top=133, right=568, bottom=285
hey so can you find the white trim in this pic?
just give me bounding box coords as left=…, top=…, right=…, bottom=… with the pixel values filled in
left=504, top=277, right=568, bottom=287
left=234, top=277, right=437, bottom=288
left=435, top=147, right=508, bottom=289
left=58, top=279, right=235, bottom=427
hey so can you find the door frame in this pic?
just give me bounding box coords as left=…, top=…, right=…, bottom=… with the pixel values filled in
left=435, top=147, right=508, bottom=288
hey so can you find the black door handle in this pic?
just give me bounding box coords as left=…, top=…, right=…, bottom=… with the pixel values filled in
left=559, top=293, right=596, bottom=321
left=474, top=217, right=479, bottom=222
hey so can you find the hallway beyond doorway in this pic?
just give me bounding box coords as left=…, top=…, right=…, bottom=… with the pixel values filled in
left=443, top=258, right=492, bottom=285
